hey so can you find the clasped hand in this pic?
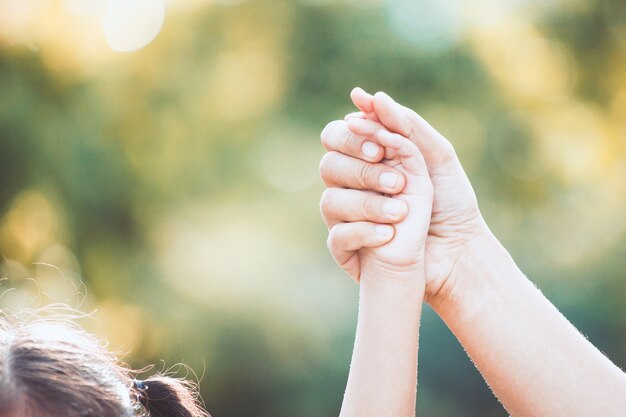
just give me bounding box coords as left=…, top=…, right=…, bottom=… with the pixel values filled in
left=323, top=88, right=626, bottom=417
left=320, top=87, right=488, bottom=302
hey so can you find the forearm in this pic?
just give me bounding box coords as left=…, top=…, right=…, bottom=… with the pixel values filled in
left=340, top=271, right=424, bottom=417
left=434, top=231, right=626, bottom=417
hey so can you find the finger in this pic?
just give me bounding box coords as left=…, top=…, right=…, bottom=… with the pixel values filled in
left=346, top=115, right=381, bottom=136
left=378, top=130, right=428, bottom=176
left=372, top=91, right=457, bottom=168
left=345, top=114, right=400, bottom=160
left=319, top=151, right=406, bottom=194
left=350, top=87, right=381, bottom=123
left=344, top=111, right=366, bottom=121
left=327, top=222, right=395, bottom=281
left=320, top=188, right=409, bottom=228
left=328, top=222, right=395, bottom=253
left=346, top=118, right=428, bottom=176
left=321, top=120, right=384, bottom=163
left=350, top=87, right=375, bottom=113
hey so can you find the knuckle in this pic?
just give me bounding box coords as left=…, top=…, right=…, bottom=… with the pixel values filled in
left=318, top=152, right=335, bottom=179
left=438, top=140, right=457, bottom=162
left=319, top=188, right=336, bottom=214
left=361, top=194, right=375, bottom=219
left=326, top=227, right=336, bottom=250
left=326, top=234, right=333, bottom=251
left=444, top=140, right=456, bottom=155
left=373, top=128, right=384, bottom=143
left=320, top=121, right=334, bottom=144
left=341, top=130, right=355, bottom=150
left=407, top=109, right=423, bottom=138
left=327, top=225, right=344, bottom=251
left=358, top=162, right=373, bottom=189
left=320, top=120, right=345, bottom=148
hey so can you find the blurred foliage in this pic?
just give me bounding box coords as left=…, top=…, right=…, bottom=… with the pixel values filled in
left=0, top=0, right=625, bottom=416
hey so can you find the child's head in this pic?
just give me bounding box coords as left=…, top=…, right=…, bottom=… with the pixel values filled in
left=0, top=306, right=209, bottom=417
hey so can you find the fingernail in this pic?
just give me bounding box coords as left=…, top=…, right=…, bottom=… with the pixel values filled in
left=361, top=141, right=380, bottom=158
left=383, top=200, right=404, bottom=216
left=379, top=172, right=399, bottom=189
left=375, top=225, right=394, bottom=237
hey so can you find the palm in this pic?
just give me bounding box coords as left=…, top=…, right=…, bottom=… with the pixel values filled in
left=422, top=168, right=486, bottom=302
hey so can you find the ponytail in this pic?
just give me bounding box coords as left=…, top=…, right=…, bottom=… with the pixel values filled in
left=134, top=375, right=210, bottom=417
left=0, top=306, right=211, bottom=417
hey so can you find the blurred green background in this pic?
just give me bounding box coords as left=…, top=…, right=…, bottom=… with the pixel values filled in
left=1, top=0, right=625, bottom=416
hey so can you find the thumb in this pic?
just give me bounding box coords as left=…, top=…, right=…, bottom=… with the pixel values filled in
left=350, top=87, right=380, bottom=122
left=372, top=91, right=457, bottom=167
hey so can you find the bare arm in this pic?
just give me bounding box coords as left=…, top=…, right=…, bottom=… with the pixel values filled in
left=340, top=272, right=423, bottom=417
left=433, top=230, right=626, bottom=417
left=320, top=117, right=434, bottom=417
left=321, top=87, right=626, bottom=417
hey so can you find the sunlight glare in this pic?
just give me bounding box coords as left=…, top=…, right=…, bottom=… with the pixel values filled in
left=103, top=0, right=165, bottom=52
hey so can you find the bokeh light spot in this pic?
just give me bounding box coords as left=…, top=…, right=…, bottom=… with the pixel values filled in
left=103, top=0, right=165, bottom=52
left=387, top=0, right=462, bottom=52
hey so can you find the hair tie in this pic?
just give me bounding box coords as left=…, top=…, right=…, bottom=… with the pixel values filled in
left=132, top=379, right=150, bottom=416
left=133, top=379, right=148, bottom=390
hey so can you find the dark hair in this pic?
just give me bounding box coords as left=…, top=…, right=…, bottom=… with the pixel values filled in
left=0, top=305, right=210, bottom=417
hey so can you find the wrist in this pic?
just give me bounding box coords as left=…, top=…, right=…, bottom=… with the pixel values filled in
left=360, top=257, right=426, bottom=294
left=428, top=229, right=516, bottom=319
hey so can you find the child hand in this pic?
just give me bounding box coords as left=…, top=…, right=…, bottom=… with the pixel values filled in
left=323, top=119, right=433, bottom=285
